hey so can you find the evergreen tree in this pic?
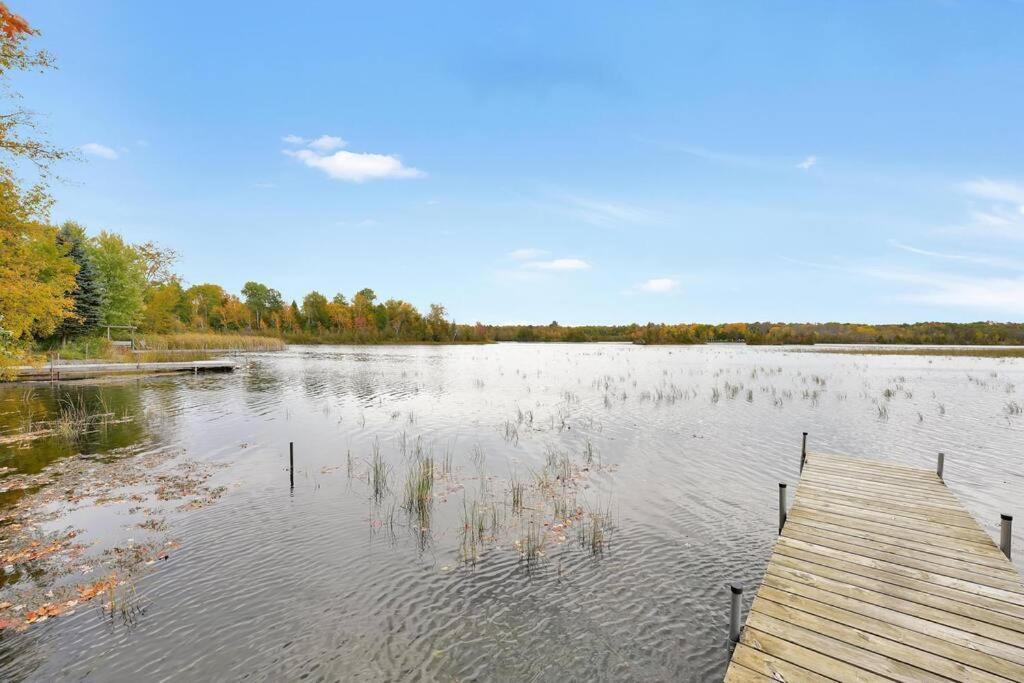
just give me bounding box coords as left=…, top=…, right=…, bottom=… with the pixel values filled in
left=56, top=222, right=103, bottom=339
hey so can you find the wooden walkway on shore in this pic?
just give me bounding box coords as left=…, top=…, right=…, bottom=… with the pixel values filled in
left=725, top=451, right=1024, bottom=682
left=10, top=359, right=236, bottom=381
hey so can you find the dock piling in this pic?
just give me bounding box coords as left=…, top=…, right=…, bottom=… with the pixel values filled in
left=800, top=432, right=807, bottom=472
left=289, top=442, right=294, bottom=488
left=1002, top=514, right=1013, bottom=559
left=728, top=585, right=743, bottom=643
left=778, top=483, right=788, bottom=533
left=937, top=452, right=944, bottom=480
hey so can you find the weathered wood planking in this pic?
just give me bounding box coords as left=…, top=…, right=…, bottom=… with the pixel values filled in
left=725, top=451, right=1024, bottom=682
left=9, top=359, right=236, bottom=381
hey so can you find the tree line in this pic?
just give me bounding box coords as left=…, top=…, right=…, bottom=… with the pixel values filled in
left=486, top=321, right=1024, bottom=346
left=3, top=5, right=1023, bottom=368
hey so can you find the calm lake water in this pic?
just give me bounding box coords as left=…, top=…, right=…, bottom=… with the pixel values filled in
left=1, top=343, right=1022, bottom=681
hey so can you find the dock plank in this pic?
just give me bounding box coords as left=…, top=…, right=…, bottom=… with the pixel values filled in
left=727, top=451, right=1024, bottom=681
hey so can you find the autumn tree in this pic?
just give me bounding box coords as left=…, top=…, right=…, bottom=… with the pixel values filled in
left=142, top=278, right=186, bottom=333
left=0, top=172, right=76, bottom=354
left=183, top=283, right=227, bottom=330
left=0, top=3, right=76, bottom=366
left=426, top=303, right=450, bottom=342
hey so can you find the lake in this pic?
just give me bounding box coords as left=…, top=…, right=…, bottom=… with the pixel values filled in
left=1, top=343, right=1021, bottom=681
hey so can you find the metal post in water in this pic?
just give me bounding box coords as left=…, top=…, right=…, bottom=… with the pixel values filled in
left=1001, top=514, right=1013, bottom=559
left=729, top=585, right=743, bottom=643
left=937, top=452, right=945, bottom=480
left=289, top=441, right=294, bottom=488
left=800, top=432, right=808, bottom=472
left=779, top=483, right=788, bottom=534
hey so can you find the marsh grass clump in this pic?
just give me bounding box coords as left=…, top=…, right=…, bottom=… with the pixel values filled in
left=53, top=394, right=115, bottom=442
left=577, top=504, right=614, bottom=556
left=583, top=439, right=597, bottom=466
left=459, top=497, right=495, bottom=565
left=509, top=473, right=525, bottom=514
left=402, top=456, right=434, bottom=528
left=1006, top=401, right=1023, bottom=416
left=369, top=440, right=389, bottom=501
left=516, top=516, right=547, bottom=569
left=502, top=419, right=519, bottom=445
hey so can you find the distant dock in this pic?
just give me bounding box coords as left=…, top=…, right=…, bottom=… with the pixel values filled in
left=725, top=450, right=1022, bottom=681
left=9, top=359, right=236, bottom=382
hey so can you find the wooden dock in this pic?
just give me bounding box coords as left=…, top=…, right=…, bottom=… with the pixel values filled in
left=725, top=451, right=1023, bottom=682
left=9, top=359, right=236, bottom=381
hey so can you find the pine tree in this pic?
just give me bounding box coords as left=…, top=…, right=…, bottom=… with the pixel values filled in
left=56, top=222, right=103, bottom=339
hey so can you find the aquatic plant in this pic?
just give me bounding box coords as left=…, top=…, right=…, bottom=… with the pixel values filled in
left=369, top=440, right=388, bottom=501
left=509, top=472, right=525, bottom=514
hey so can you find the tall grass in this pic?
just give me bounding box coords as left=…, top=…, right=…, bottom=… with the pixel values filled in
left=369, top=440, right=389, bottom=501
left=138, top=333, right=285, bottom=352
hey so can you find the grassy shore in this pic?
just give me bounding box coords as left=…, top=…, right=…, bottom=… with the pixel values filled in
left=32, top=333, right=284, bottom=364
left=796, top=345, right=1024, bottom=358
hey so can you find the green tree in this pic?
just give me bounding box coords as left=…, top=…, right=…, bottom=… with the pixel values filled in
left=242, top=281, right=282, bottom=329
left=87, top=231, right=147, bottom=326
left=301, top=291, right=331, bottom=330
left=55, top=221, right=102, bottom=340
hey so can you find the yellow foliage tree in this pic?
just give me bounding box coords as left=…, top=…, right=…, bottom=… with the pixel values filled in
left=0, top=169, right=76, bottom=357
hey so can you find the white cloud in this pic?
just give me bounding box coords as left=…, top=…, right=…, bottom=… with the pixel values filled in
left=308, top=134, right=346, bottom=152
left=282, top=134, right=305, bottom=145
left=797, top=155, right=817, bottom=171
left=508, top=248, right=548, bottom=260
left=865, top=268, right=1024, bottom=314
left=284, top=147, right=423, bottom=183
left=81, top=143, right=118, bottom=160
left=961, top=178, right=1024, bottom=206
left=523, top=258, right=591, bottom=271
left=638, top=277, right=679, bottom=292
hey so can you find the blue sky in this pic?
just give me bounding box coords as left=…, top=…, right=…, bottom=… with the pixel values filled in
left=14, top=1, right=1024, bottom=324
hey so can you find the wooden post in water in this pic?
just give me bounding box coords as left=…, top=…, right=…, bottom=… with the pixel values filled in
left=1002, top=514, right=1013, bottom=559
left=289, top=442, right=294, bottom=488
left=800, top=432, right=807, bottom=472
left=937, top=452, right=945, bottom=480
left=778, top=483, right=788, bottom=534
left=729, top=585, right=743, bottom=643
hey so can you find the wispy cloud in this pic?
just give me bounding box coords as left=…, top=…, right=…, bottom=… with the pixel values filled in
left=283, top=134, right=423, bottom=183
left=637, top=277, right=679, bottom=293
left=508, top=248, right=548, bottom=260
left=961, top=178, right=1024, bottom=207
left=522, top=258, right=591, bottom=271
left=308, top=135, right=346, bottom=152
left=889, top=240, right=1024, bottom=270
left=553, top=193, right=653, bottom=227
left=865, top=268, right=1024, bottom=315
left=797, top=155, right=817, bottom=171
left=81, top=142, right=118, bottom=160
left=949, top=177, right=1024, bottom=239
